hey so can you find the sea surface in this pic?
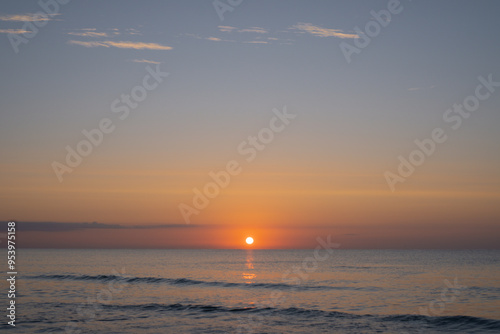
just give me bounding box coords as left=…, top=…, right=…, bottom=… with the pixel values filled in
left=1, top=249, right=499, bottom=333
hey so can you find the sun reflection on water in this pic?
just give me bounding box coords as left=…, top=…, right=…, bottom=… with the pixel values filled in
left=242, top=249, right=256, bottom=282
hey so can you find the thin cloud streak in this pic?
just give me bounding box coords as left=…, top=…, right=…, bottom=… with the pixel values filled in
left=0, top=13, right=59, bottom=22
left=68, top=31, right=108, bottom=37
left=244, top=40, right=269, bottom=44
left=67, top=28, right=141, bottom=38
left=218, top=25, right=237, bottom=32
left=239, top=27, right=268, bottom=34
left=291, top=23, right=359, bottom=39
left=5, top=221, right=204, bottom=232
left=131, top=59, right=162, bottom=64
left=218, top=25, right=268, bottom=34
left=0, top=29, right=30, bottom=34
left=68, top=40, right=172, bottom=50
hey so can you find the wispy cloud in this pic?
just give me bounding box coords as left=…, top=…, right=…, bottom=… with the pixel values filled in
left=206, top=36, right=222, bottom=42
left=131, top=59, right=162, bottom=64
left=291, top=23, right=359, bottom=39
left=185, top=33, right=231, bottom=43
left=68, top=40, right=172, bottom=50
left=67, top=28, right=142, bottom=38
left=239, top=27, right=267, bottom=34
left=2, top=221, right=201, bottom=232
left=184, top=33, right=202, bottom=39
left=218, top=25, right=268, bottom=34
left=186, top=26, right=280, bottom=44
left=218, top=25, right=237, bottom=32
left=126, top=28, right=142, bottom=36
left=0, top=13, right=59, bottom=22
left=244, top=40, right=269, bottom=44
left=68, top=31, right=108, bottom=37
left=0, top=29, right=30, bottom=34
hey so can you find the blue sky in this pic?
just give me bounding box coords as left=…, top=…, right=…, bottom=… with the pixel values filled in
left=1, top=0, right=499, bottom=248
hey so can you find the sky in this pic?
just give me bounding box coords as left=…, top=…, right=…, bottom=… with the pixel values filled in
left=1, top=0, right=499, bottom=249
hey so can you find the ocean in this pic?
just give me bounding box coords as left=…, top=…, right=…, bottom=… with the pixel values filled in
left=1, top=249, right=499, bottom=333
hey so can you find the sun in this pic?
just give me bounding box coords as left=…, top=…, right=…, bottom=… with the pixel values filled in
left=245, top=237, right=254, bottom=245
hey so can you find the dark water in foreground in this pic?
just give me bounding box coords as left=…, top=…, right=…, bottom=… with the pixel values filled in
left=1, top=249, right=499, bottom=333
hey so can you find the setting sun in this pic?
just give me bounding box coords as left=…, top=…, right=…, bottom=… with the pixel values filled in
left=245, top=237, right=254, bottom=245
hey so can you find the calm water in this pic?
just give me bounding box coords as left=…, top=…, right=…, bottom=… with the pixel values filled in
left=1, top=249, right=499, bottom=333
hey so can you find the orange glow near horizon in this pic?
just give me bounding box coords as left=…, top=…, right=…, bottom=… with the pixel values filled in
left=3, top=166, right=500, bottom=249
